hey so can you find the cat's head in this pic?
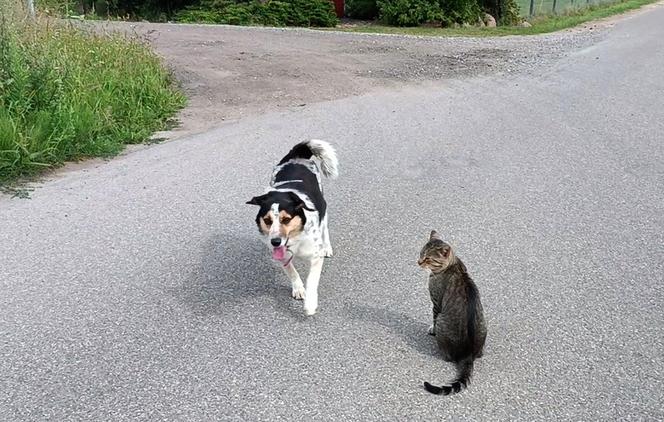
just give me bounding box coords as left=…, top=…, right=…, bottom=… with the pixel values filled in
left=417, top=230, right=456, bottom=272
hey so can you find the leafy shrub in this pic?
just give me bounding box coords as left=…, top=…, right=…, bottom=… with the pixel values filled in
left=377, top=0, right=443, bottom=26
left=345, top=0, right=379, bottom=19
left=497, top=0, right=520, bottom=25
left=377, top=0, right=495, bottom=26
left=258, top=1, right=291, bottom=25
left=439, top=0, right=481, bottom=25
left=478, top=0, right=519, bottom=25
left=218, top=2, right=255, bottom=24
left=0, top=19, right=185, bottom=181
left=173, top=8, right=227, bottom=23
left=292, top=0, right=340, bottom=26
left=176, top=0, right=339, bottom=27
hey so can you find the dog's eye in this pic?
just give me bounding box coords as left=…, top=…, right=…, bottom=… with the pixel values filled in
left=263, top=218, right=272, bottom=226
left=281, top=217, right=292, bottom=224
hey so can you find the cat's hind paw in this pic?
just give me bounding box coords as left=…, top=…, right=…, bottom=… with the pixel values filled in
left=427, top=324, right=435, bottom=336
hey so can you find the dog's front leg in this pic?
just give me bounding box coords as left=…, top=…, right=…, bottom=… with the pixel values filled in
left=283, top=263, right=305, bottom=300
left=321, top=216, right=333, bottom=258
left=303, top=257, right=324, bottom=315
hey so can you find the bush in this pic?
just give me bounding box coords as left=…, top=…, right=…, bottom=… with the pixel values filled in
left=217, top=2, right=255, bottom=25
left=377, top=0, right=485, bottom=26
left=377, top=0, right=442, bottom=26
left=478, top=0, right=519, bottom=25
left=173, top=8, right=227, bottom=23
left=345, top=0, right=379, bottom=19
left=439, top=0, right=481, bottom=25
left=176, top=0, right=339, bottom=27
left=497, top=0, right=520, bottom=25
left=38, top=0, right=200, bottom=20
left=0, top=18, right=185, bottom=181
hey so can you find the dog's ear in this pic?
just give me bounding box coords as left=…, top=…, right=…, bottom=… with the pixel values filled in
left=289, top=192, right=314, bottom=211
left=246, top=194, right=267, bottom=206
left=295, top=202, right=314, bottom=211
left=429, top=230, right=441, bottom=241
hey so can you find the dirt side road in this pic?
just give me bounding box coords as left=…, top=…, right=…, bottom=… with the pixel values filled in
left=90, top=21, right=610, bottom=138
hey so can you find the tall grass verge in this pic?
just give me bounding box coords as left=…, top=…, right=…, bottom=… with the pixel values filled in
left=0, top=8, right=185, bottom=183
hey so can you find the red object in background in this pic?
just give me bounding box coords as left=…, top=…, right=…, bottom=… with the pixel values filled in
left=332, top=0, right=344, bottom=17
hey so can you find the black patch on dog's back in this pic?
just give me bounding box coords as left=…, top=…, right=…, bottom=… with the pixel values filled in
left=274, top=163, right=326, bottom=221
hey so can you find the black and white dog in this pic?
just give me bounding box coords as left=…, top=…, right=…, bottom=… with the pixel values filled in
left=247, top=140, right=339, bottom=315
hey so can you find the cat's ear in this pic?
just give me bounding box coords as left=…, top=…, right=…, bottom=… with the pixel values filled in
left=429, top=230, right=441, bottom=241
left=440, top=245, right=452, bottom=259
left=438, top=245, right=451, bottom=259
left=246, top=194, right=268, bottom=206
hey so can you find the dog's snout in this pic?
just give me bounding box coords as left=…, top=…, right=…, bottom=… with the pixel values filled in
left=270, top=238, right=282, bottom=247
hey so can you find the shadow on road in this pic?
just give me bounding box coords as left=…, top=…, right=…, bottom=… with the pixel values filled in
left=180, top=232, right=296, bottom=317
left=344, top=303, right=439, bottom=357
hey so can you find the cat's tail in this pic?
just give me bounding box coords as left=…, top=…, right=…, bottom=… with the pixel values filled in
left=423, top=357, right=474, bottom=395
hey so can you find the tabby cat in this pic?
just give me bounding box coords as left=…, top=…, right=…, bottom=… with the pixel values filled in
left=417, top=230, right=487, bottom=395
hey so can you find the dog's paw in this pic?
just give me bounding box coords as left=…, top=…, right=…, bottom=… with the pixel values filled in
left=427, top=324, right=435, bottom=336
left=292, top=286, right=306, bottom=300
left=304, top=296, right=318, bottom=315
left=322, top=246, right=333, bottom=258
left=304, top=304, right=317, bottom=316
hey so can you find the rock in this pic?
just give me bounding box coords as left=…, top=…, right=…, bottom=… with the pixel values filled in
left=483, top=13, right=497, bottom=28
left=520, top=21, right=532, bottom=27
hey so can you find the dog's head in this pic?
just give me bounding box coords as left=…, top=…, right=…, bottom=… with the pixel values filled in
left=246, top=191, right=312, bottom=249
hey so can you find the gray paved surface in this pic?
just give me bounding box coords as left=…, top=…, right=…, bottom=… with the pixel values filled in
left=2, top=6, right=664, bottom=421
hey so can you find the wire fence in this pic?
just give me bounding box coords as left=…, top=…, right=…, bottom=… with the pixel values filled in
left=516, top=0, right=621, bottom=16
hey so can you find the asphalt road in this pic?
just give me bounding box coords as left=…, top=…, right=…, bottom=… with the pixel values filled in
left=2, top=6, right=663, bottom=421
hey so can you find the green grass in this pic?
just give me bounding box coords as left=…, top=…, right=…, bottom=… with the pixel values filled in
left=0, top=13, right=185, bottom=183
left=337, top=0, right=658, bottom=36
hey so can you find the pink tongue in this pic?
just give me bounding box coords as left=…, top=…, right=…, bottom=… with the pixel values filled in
left=272, top=246, right=286, bottom=261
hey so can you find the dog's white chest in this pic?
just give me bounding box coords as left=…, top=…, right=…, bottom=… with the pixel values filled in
left=290, top=210, right=324, bottom=258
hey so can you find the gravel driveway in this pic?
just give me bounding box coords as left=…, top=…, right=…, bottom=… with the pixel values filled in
left=90, top=19, right=613, bottom=137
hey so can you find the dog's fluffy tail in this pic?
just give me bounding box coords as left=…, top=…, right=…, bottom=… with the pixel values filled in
left=423, top=357, right=474, bottom=396
left=279, top=140, right=339, bottom=179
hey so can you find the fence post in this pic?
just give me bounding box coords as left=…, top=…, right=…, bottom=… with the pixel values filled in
left=552, top=0, right=557, bottom=13
left=26, top=0, right=36, bottom=18
left=529, top=0, right=535, bottom=16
